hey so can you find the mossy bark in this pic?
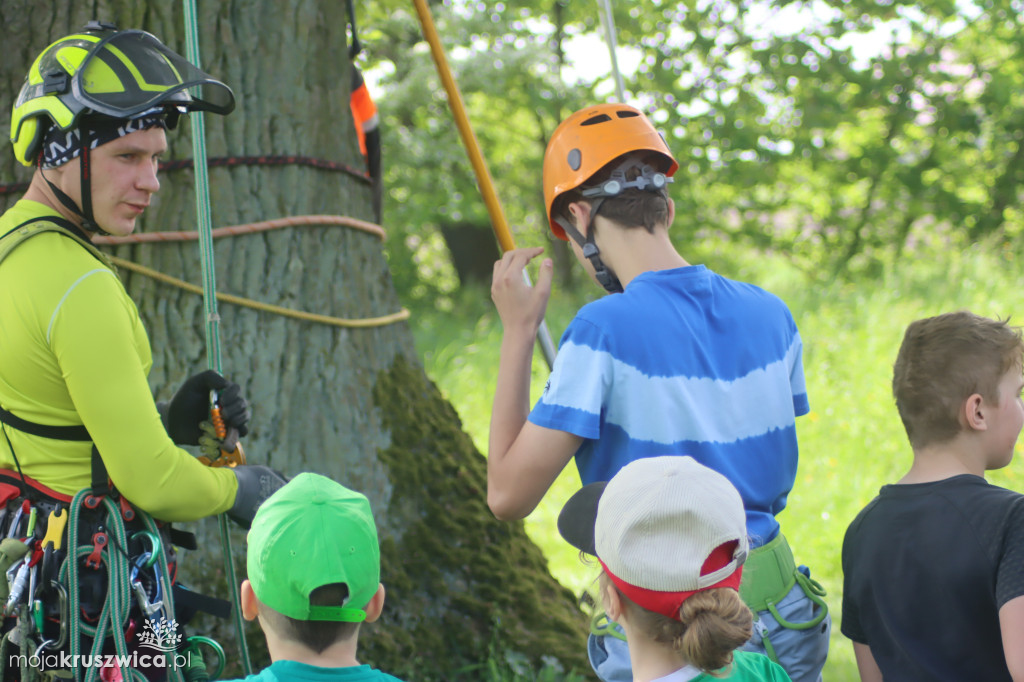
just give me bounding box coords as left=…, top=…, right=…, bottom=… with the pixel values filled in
left=0, top=1, right=592, bottom=679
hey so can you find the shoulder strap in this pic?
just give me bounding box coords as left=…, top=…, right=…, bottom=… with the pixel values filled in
left=0, top=215, right=114, bottom=271
left=0, top=215, right=113, bottom=495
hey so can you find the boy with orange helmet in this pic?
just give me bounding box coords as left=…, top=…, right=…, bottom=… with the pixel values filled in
left=487, top=103, right=829, bottom=681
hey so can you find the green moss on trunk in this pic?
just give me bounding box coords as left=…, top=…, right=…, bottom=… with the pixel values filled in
left=365, top=356, right=593, bottom=680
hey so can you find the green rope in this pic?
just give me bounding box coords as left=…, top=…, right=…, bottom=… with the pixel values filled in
left=181, top=2, right=252, bottom=675
left=64, top=492, right=185, bottom=682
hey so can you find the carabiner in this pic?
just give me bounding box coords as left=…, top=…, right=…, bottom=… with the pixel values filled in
left=130, top=531, right=161, bottom=569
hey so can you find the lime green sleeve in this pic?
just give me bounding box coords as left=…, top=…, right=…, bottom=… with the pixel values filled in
left=51, top=267, right=238, bottom=521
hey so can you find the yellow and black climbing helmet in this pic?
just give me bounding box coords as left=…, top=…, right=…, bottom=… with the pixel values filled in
left=10, top=21, right=235, bottom=166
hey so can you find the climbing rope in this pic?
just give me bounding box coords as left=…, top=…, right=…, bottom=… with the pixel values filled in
left=181, top=0, right=250, bottom=672
left=61, top=492, right=183, bottom=682
left=107, top=256, right=410, bottom=328
left=93, top=215, right=407, bottom=329
left=0, top=155, right=371, bottom=197
left=92, top=214, right=386, bottom=244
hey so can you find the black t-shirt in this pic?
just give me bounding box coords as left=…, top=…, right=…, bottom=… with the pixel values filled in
left=841, top=474, right=1024, bottom=681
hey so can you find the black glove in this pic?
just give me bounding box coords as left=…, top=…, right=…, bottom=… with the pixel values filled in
left=228, top=465, right=288, bottom=529
left=165, top=370, right=250, bottom=446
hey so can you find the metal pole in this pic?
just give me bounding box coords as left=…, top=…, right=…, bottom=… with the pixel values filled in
left=411, top=0, right=558, bottom=369
left=598, top=0, right=627, bottom=102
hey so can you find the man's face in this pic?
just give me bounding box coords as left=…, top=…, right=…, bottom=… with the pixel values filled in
left=51, top=126, right=167, bottom=236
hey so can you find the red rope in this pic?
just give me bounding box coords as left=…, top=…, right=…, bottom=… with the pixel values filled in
left=0, top=154, right=370, bottom=196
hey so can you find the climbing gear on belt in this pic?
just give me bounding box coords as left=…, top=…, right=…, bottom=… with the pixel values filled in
left=738, top=533, right=829, bottom=662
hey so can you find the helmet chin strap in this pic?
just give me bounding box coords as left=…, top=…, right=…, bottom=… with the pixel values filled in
left=555, top=161, right=673, bottom=295
left=38, top=127, right=105, bottom=236
left=556, top=197, right=623, bottom=294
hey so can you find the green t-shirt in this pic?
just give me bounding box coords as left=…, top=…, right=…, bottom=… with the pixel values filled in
left=223, top=660, right=406, bottom=682
left=658, top=650, right=792, bottom=681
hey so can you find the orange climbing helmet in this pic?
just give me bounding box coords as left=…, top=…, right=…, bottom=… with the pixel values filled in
left=543, top=103, right=678, bottom=240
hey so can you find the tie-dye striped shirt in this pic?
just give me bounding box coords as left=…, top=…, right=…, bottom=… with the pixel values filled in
left=529, top=265, right=808, bottom=546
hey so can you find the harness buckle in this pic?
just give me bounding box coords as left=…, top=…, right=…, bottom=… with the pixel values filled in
left=118, top=497, right=136, bottom=522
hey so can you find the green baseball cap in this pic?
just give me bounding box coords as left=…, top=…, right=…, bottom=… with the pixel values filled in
left=246, top=473, right=380, bottom=622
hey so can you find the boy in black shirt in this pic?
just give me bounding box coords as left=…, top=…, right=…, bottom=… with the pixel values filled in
left=842, top=311, right=1024, bottom=681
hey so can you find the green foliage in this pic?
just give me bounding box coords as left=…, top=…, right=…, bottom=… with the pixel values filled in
left=410, top=238, right=1024, bottom=682
left=355, top=0, right=1023, bottom=300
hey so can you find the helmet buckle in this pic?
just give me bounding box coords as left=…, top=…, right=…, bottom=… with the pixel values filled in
left=42, top=71, right=69, bottom=96
left=580, top=164, right=672, bottom=199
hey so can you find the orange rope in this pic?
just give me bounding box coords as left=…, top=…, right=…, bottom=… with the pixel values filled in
left=94, top=214, right=386, bottom=245
left=95, top=214, right=408, bottom=328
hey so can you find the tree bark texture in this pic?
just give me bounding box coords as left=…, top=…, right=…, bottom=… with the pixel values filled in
left=0, top=1, right=590, bottom=678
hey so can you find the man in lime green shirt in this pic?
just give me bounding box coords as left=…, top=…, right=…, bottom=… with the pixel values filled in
left=1, top=22, right=284, bottom=525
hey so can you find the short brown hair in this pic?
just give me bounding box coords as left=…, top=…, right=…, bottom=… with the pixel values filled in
left=552, top=152, right=671, bottom=234
left=893, top=311, right=1023, bottom=449
left=258, top=583, right=360, bottom=653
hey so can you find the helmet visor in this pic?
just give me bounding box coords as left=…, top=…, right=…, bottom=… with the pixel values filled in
left=72, top=29, right=235, bottom=119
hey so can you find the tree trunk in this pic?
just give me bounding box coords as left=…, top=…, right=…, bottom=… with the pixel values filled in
left=0, top=1, right=590, bottom=678
left=438, top=222, right=501, bottom=287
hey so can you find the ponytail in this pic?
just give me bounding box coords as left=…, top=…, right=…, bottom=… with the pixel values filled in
left=676, top=588, right=753, bottom=674
left=623, top=587, right=753, bottom=676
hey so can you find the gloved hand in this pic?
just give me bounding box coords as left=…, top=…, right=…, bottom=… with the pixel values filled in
left=164, top=370, right=250, bottom=446
left=228, top=465, right=288, bottom=529
left=194, top=417, right=227, bottom=458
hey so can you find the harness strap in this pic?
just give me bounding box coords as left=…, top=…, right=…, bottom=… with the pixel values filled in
left=740, top=533, right=798, bottom=611
left=740, top=533, right=829, bottom=637
left=0, top=406, right=90, bottom=442
left=0, top=214, right=119, bottom=498
left=173, top=584, right=232, bottom=620
left=0, top=215, right=108, bottom=268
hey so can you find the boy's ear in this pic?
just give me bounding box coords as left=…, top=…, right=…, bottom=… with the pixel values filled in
left=362, top=583, right=386, bottom=623
left=963, top=393, right=987, bottom=431
left=240, top=580, right=260, bottom=621
left=567, top=201, right=591, bottom=237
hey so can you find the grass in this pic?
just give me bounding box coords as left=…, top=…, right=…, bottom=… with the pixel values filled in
left=407, top=237, right=1024, bottom=681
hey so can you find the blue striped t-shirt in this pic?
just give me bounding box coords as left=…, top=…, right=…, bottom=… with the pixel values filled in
left=529, top=265, right=809, bottom=546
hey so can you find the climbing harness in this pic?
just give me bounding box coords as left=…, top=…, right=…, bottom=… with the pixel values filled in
left=0, top=466, right=226, bottom=682
left=738, top=534, right=829, bottom=662
left=0, top=218, right=230, bottom=682
left=585, top=533, right=828, bottom=664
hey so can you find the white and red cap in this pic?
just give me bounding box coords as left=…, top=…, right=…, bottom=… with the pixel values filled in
left=558, top=456, right=748, bottom=620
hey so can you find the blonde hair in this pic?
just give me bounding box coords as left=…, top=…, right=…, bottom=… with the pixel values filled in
left=606, top=574, right=752, bottom=675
